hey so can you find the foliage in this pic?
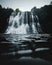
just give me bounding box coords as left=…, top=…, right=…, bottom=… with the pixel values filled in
left=0, top=5, right=2, bottom=9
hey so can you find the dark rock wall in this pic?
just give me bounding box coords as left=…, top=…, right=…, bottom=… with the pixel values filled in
left=31, top=5, right=52, bottom=34
left=0, top=8, right=13, bottom=33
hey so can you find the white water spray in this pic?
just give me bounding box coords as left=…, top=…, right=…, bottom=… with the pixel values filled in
left=5, top=12, right=42, bottom=34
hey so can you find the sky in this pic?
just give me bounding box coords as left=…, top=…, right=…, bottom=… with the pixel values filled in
left=0, top=0, right=52, bottom=11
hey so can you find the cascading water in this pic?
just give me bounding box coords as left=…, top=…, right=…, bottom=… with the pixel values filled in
left=5, top=11, right=42, bottom=34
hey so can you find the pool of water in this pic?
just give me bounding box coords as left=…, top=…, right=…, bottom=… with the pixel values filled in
left=1, top=34, right=50, bottom=43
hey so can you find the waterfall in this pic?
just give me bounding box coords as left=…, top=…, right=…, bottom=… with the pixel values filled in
left=5, top=11, right=42, bottom=34
left=31, top=13, right=38, bottom=33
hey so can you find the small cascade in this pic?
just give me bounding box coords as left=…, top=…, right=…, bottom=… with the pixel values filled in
left=35, top=15, right=43, bottom=33
left=5, top=11, right=42, bottom=34
left=31, top=13, right=38, bottom=33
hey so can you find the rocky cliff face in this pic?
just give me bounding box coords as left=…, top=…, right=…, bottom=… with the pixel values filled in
left=31, top=5, right=52, bottom=34
left=0, top=5, right=52, bottom=34
left=0, top=8, right=13, bottom=33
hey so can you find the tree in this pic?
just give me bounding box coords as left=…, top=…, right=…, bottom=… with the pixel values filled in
left=0, top=5, right=2, bottom=9
left=15, top=8, right=21, bottom=13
